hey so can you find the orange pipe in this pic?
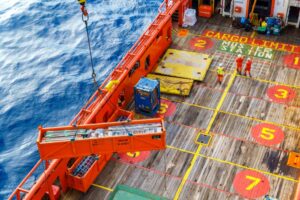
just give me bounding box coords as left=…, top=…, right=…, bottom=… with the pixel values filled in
left=270, top=0, right=275, bottom=16
left=295, top=180, right=300, bottom=200
left=246, top=0, right=250, bottom=18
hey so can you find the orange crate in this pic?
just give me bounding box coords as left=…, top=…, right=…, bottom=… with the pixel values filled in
left=287, top=152, right=300, bottom=169
left=198, top=5, right=212, bottom=18
left=66, top=154, right=110, bottom=192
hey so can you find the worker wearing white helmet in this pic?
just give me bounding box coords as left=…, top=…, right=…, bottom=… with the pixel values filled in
left=236, top=54, right=244, bottom=75
left=217, top=63, right=225, bottom=84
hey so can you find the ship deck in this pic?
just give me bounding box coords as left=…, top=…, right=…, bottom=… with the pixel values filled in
left=63, top=15, right=300, bottom=200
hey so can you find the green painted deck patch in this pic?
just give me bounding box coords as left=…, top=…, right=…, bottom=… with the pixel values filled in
left=218, top=41, right=274, bottom=60
left=109, top=185, right=167, bottom=200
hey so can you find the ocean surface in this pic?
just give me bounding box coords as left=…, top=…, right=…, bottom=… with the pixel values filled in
left=0, top=0, right=160, bottom=198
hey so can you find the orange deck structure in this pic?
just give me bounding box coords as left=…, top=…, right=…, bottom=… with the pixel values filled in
left=8, top=0, right=300, bottom=199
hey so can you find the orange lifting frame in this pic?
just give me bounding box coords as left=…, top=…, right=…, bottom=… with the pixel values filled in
left=37, top=118, right=166, bottom=160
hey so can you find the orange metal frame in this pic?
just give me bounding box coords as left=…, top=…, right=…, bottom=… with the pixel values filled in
left=37, top=118, right=166, bottom=160
left=8, top=0, right=189, bottom=199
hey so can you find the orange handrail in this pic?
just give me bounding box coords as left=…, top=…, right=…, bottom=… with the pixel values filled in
left=295, top=179, right=300, bottom=200
left=8, top=159, right=43, bottom=200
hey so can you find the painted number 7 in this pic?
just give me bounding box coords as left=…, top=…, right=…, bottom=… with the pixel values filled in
left=245, top=176, right=261, bottom=190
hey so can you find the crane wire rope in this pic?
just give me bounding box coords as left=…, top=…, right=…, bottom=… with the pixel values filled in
left=81, top=5, right=101, bottom=95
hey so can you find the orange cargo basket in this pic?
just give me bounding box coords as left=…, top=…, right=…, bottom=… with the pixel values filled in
left=37, top=118, right=166, bottom=160
left=66, top=154, right=109, bottom=192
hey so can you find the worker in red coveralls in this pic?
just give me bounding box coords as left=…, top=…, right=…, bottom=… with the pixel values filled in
left=217, top=64, right=225, bottom=84
left=244, top=57, right=252, bottom=77
left=236, top=54, right=244, bottom=75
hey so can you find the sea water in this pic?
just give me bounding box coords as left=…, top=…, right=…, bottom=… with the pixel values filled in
left=0, top=0, right=160, bottom=198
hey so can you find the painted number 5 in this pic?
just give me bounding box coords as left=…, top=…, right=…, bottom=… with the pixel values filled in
left=245, top=176, right=261, bottom=190
left=274, top=89, right=289, bottom=99
left=260, top=128, right=275, bottom=140
left=158, top=103, right=168, bottom=114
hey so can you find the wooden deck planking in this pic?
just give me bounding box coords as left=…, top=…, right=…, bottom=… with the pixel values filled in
left=164, top=101, right=214, bottom=128
left=91, top=149, right=193, bottom=199
left=63, top=15, right=300, bottom=200
left=200, top=134, right=299, bottom=179
left=165, top=122, right=199, bottom=152
left=62, top=187, right=110, bottom=200
left=179, top=157, right=297, bottom=200
left=221, top=89, right=300, bottom=128
left=211, top=113, right=300, bottom=152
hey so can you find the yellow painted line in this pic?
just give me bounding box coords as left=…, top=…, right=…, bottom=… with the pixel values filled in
left=92, top=184, right=113, bottom=192
left=173, top=144, right=204, bottom=200
left=161, top=97, right=215, bottom=111
left=250, top=31, right=256, bottom=38
left=163, top=97, right=300, bottom=132
left=219, top=110, right=300, bottom=132
left=209, top=69, right=300, bottom=90
left=167, top=145, right=195, bottom=154
left=199, top=70, right=237, bottom=137
left=237, top=74, right=300, bottom=90
left=173, top=71, right=237, bottom=200
left=167, top=145, right=299, bottom=183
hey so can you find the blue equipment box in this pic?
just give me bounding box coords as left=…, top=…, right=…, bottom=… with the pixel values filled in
left=134, top=78, right=160, bottom=116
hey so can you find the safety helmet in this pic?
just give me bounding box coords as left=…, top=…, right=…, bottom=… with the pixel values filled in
left=238, top=54, right=242, bottom=58
left=247, top=58, right=251, bottom=61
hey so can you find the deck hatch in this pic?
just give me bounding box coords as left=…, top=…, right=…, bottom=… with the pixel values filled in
left=195, top=133, right=211, bottom=146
